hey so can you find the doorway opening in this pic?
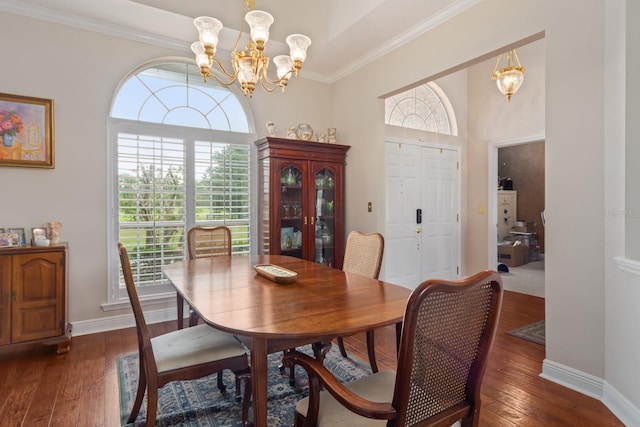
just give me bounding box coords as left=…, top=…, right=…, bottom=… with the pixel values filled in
left=488, top=137, right=545, bottom=298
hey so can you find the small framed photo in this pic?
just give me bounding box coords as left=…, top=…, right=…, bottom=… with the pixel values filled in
left=280, top=226, right=294, bottom=250
left=8, top=228, right=26, bottom=245
left=0, top=232, right=19, bottom=246
left=31, top=227, right=48, bottom=244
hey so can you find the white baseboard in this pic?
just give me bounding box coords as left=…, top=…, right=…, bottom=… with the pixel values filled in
left=541, top=358, right=604, bottom=399
left=542, top=358, right=640, bottom=426
left=603, top=381, right=640, bottom=426
left=70, top=307, right=179, bottom=336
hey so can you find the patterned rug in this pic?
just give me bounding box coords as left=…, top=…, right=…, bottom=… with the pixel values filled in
left=117, top=344, right=372, bottom=426
left=507, top=320, right=545, bottom=345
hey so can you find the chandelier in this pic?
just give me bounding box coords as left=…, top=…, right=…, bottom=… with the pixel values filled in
left=190, top=0, right=311, bottom=97
left=491, top=49, right=525, bottom=102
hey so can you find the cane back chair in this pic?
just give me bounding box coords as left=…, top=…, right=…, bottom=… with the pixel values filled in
left=283, top=270, right=503, bottom=426
left=337, top=231, right=385, bottom=373
left=178, top=226, right=233, bottom=328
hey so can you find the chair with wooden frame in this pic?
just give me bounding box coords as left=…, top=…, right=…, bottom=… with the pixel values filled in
left=282, top=231, right=385, bottom=385
left=178, top=226, right=232, bottom=328
left=336, top=231, right=385, bottom=373
left=118, top=243, right=251, bottom=426
left=283, top=270, right=503, bottom=427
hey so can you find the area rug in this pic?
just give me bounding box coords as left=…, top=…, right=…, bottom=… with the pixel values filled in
left=507, top=320, right=545, bottom=345
left=117, top=344, right=371, bottom=426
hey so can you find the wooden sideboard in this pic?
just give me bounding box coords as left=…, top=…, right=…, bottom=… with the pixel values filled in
left=0, top=244, right=71, bottom=353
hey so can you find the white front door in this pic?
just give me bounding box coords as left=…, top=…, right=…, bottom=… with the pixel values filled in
left=384, top=141, right=460, bottom=289
left=421, top=146, right=459, bottom=281
left=384, top=142, right=422, bottom=288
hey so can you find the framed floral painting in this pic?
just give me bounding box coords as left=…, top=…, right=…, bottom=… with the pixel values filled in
left=0, top=92, right=54, bottom=168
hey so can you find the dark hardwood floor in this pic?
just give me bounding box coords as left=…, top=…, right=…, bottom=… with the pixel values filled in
left=0, top=291, right=623, bottom=426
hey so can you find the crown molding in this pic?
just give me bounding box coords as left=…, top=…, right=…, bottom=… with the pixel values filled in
left=329, top=0, right=483, bottom=82
left=0, top=0, right=188, bottom=52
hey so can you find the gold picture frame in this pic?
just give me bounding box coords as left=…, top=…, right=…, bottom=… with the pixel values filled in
left=0, top=92, right=54, bottom=168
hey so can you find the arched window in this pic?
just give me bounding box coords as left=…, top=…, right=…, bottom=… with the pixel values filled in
left=108, top=60, right=254, bottom=303
left=384, top=82, right=457, bottom=136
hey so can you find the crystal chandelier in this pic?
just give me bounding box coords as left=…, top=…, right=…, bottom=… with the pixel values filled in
left=191, top=0, right=311, bottom=97
left=491, top=49, right=525, bottom=102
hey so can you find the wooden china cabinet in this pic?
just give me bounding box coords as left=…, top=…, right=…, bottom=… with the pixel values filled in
left=0, top=244, right=70, bottom=353
left=255, top=137, right=350, bottom=269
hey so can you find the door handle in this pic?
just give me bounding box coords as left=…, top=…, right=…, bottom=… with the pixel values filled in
left=416, top=228, right=422, bottom=234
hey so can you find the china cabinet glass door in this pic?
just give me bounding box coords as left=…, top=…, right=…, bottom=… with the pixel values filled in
left=279, top=165, right=303, bottom=259
left=314, top=168, right=336, bottom=266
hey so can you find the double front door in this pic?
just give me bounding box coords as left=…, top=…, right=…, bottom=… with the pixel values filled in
left=384, top=141, right=460, bottom=289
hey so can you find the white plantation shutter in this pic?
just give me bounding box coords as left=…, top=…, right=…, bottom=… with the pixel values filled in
left=194, top=141, right=251, bottom=253
left=117, top=133, right=186, bottom=289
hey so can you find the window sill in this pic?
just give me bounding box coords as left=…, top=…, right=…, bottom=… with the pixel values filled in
left=101, top=291, right=177, bottom=312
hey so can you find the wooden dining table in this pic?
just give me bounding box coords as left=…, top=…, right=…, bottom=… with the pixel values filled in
left=162, top=254, right=411, bottom=427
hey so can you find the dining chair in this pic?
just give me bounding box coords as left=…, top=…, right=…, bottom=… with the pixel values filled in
left=180, top=225, right=232, bottom=327
left=283, top=231, right=385, bottom=385
left=118, top=243, right=251, bottom=426
left=337, top=231, right=385, bottom=373
left=283, top=270, right=503, bottom=427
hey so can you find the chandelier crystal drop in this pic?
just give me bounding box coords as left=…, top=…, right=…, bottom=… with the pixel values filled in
left=491, top=49, right=525, bottom=102
left=191, top=0, right=311, bottom=97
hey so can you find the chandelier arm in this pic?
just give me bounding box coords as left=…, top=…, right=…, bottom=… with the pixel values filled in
left=259, top=78, right=282, bottom=93
left=210, top=57, right=240, bottom=80
left=206, top=72, right=239, bottom=87
left=262, top=68, right=294, bottom=85
left=492, top=55, right=502, bottom=77
left=512, top=49, right=522, bottom=68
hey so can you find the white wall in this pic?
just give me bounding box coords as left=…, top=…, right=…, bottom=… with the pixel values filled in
left=604, top=0, right=640, bottom=416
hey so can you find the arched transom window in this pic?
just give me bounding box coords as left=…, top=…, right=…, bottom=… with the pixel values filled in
left=384, top=82, right=457, bottom=136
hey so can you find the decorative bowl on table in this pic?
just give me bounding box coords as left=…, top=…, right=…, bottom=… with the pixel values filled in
left=253, top=264, right=298, bottom=284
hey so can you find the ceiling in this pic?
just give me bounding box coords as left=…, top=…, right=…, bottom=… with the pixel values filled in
left=1, top=0, right=480, bottom=82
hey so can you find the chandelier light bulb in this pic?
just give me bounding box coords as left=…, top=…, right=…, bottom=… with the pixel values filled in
left=273, top=55, right=294, bottom=80
left=245, top=10, right=274, bottom=46
left=494, top=69, right=524, bottom=101
left=286, top=34, right=312, bottom=63
left=491, top=49, right=525, bottom=102
left=194, top=16, right=223, bottom=51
